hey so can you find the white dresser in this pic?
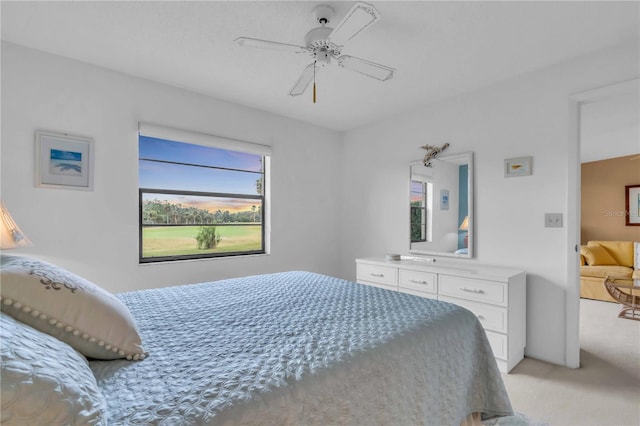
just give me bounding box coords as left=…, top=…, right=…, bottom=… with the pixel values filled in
left=356, top=257, right=526, bottom=373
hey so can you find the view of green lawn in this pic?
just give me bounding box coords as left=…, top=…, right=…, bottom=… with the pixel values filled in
left=142, top=225, right=262, bottom=257
left=139, top=136, right=266, bottom=260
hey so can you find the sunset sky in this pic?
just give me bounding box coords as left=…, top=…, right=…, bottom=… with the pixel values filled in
left=142, top=192, right=260, bottom=214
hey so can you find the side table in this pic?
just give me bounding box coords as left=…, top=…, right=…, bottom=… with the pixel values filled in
left=603, top=276, right=640, bottom=321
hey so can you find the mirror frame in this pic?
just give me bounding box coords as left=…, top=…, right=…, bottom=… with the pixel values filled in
left=409, top=151, right=474, bottom=259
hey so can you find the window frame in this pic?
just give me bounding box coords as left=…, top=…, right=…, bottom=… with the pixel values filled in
left=410, top=180, right=427, bottom=243
left=137, top=123, right=271, bottom=264
left=410, top=179, right=433, bottom=243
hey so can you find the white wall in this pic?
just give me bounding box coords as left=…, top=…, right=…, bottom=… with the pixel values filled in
left=338, top=40, right=639, bottom=367
left=3, top=39, right=639, bottom=369
left=580, top=91, right=640, bottom=163
left=1, top=42, right=343, bottom=293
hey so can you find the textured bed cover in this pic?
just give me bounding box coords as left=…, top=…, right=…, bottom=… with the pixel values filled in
left=90, top=271, right=512, bottom=425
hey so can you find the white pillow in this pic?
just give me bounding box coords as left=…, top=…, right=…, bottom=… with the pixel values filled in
left=0, top=254, right=147, bottom=360
left=635, top=242, right=640, bottom=270
left=1, top=312, right=107, bottom=425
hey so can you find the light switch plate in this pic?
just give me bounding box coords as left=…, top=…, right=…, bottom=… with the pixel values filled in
left=545, top=213, right=563, bottom=228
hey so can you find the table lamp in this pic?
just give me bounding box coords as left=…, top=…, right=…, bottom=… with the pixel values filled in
left=1, top=201, right=32, bottom=249
left=459, top=216, right=469, bottom=248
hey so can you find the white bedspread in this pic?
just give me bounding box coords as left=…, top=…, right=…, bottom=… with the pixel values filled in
left=90, top=271, right=512, bottom=425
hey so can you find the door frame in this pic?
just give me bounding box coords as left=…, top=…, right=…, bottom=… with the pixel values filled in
left=566, top=77, right=639, bottom=368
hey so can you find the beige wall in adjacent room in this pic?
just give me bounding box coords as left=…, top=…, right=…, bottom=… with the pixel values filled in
left=581, top=154, right=640, bottom=244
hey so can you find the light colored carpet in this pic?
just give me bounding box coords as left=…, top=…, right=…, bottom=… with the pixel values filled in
left=499, top=298, right=640, bottom=426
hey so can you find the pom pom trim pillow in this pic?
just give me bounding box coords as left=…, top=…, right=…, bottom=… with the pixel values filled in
left=0, top=254, right=147, bottom=360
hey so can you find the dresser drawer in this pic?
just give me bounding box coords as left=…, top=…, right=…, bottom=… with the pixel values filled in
left=439, top=296, right=507, bottom=333
left=399, top=269, right=437, bottom=294
left=439, top=275, right=507, bottom=306
left=485, top=330, right=507, bottom=360
left=356, top=263, right=397, bottom=287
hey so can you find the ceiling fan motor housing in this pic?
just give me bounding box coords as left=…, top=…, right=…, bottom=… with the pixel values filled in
left=305, top=26, right=341, bottom=64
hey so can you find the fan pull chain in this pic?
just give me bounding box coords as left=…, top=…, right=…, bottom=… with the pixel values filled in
left=313, top=61, right=317, bottom=104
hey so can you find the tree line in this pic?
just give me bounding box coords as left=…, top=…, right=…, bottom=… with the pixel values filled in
left=142, top=199, right=261, bottom=225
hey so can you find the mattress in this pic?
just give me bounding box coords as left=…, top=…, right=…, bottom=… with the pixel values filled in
left=90, top=271, right=512, bottom=425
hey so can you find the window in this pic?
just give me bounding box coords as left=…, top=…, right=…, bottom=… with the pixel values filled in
left=410, top=180, right=432, bottom=243
left=138, top=124, right=270, bottom=263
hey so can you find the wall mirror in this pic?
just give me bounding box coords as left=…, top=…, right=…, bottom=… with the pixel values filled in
left=409, top=152, right=473, bottom=258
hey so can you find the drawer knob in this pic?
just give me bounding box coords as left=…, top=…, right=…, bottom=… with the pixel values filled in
left=370, top=273, right=384, bottom=277
left=462, top=287, right=485, bottom=294
left=410, top=279, right=428, bottom=284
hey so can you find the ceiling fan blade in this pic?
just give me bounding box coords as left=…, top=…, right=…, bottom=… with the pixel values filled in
left=328, top=2, right=381, bottom=46
left=289, top=63, right=316, bottom=96
left=235, top=37, right=308, bottom=54
left=337, top=55, right=395, bottom=81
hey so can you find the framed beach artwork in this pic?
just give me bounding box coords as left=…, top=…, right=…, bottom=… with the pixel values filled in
left=35, top=130, right=94, bottom=191
left=504, top=156, right=532, bottom=177
left=625, top=184, right=640, bottom=226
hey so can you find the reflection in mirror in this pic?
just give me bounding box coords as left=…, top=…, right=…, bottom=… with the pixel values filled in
left=409, top=152, right=473, bottom=258
left=410, top=179, right=432, bottom=243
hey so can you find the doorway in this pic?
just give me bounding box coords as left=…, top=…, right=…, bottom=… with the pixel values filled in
left=567, top=78, right=640, bottom=368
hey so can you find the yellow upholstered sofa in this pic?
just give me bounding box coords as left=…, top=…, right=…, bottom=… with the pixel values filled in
left=580, top=241, right=639, bottom=302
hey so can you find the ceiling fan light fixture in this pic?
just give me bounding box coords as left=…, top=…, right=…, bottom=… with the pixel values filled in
left=316, top=49, right=331, bottom=64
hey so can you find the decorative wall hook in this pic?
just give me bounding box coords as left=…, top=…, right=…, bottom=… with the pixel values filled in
left=420, top=142, right=450, bottom=167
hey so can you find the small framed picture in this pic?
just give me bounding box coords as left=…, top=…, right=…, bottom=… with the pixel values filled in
left=440, top=189, right=449, bottom=210
left=504, top=156, right=532, bottom=177
left=625, top=184, right=640, bottom=226
left=35, top=130, right=94, bottom=191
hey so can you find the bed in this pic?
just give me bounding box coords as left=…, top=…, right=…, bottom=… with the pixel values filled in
left=1, top=255, right=513, bottom=425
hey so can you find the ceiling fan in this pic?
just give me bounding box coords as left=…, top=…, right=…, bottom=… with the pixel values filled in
left=235, top=2, right=395, bottom=102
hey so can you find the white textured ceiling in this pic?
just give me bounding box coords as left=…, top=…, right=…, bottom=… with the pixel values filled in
left=1, top=1, right=639, bottom=132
